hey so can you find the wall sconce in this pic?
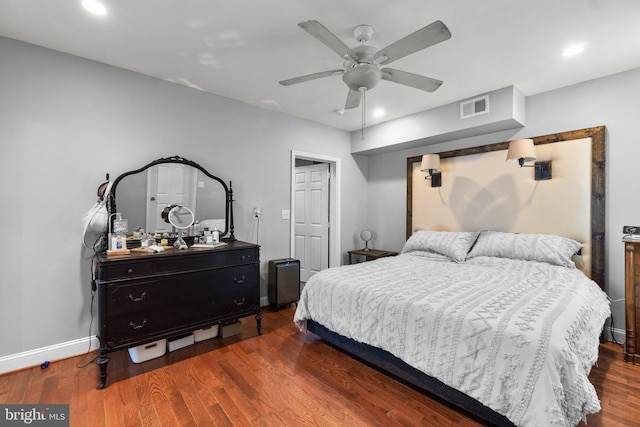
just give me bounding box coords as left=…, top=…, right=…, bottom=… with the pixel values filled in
left=420, top=154, right=442, bottom=187
left=506, top=139, right=552, bottom=180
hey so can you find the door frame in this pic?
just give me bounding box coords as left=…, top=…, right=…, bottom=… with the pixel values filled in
left=290, top=151, right=341, bottom=270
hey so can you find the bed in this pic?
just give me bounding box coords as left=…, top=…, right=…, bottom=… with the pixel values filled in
left=294, top=127, right=609, bottom=426
left=294, top=230, right=610, bottom=426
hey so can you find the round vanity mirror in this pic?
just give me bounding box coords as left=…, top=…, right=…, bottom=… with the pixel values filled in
left=161, top=205, right=195, bottom=249
left=163, top=205, right=195, bottom=230
left=360, top=229, right=373, bottom=251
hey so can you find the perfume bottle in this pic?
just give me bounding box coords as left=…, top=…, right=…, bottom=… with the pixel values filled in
left=110, top=213, right=128, bottom=251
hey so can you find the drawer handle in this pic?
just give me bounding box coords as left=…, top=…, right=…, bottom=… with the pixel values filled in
left=127, top=268, right=134, bottom=275
left=234, top=298, right=246, bottom=306
left=129, top=319, right=147, bottom=330
left=233, top=275, right=246, bottom=284
left=128, top=291, right=147, bottom=302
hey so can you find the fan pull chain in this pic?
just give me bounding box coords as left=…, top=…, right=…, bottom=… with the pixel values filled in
left=361, top=89, right=366, bottom=140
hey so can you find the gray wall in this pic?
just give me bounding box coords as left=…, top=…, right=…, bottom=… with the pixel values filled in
left=0, top=36, right=368, bottom=358
left=365, top=67, right=640, bottom=339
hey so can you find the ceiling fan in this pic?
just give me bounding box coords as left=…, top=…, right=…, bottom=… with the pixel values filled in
left=279, top=20, right=452, bottom=112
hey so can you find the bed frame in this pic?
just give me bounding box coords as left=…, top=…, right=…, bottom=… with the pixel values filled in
left=307, top=320, right=514, bottom=426
left=305, top=127, right=606, bottom=426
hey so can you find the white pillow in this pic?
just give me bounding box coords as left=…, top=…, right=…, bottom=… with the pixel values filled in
left=402, top=230, right=480, bottom=263
left=466, top=231, right=582, bottom=268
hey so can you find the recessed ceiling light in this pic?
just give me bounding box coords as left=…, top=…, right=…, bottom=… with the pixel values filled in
left=373, top=108, right=385, bottom=118
left=562, top=43, right=586, bottom=57
left=82, top=0, right=107, bottom=16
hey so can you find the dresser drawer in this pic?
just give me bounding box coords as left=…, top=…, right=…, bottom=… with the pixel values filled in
left=99, top=248, right=259, bottom=283
left=106, top=304, right=197, bottom=345
left=210, top=264, right=259, bottom=291
left=105, top=283, right=258, bottom=346
left=106, top=280, right=170, bottom=315
left=191, top=264, right=260, bottom=316
left=190, top=288, right=259, bottom=324
left=99, top=260, right=154, bottom=281
left=105, top=264, right=259, bottom=315
left=193, top=272, right=259, bottom=311
left=154, top=251, right=228, bottom=275
left=220, top=284, right=260, bottom=316
left=225, top=247, right=259, bottom=265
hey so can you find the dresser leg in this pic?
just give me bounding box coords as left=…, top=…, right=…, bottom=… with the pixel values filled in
left=96, top=352, right=110, bottom=390
left=255, top=310, right=262, bottom=335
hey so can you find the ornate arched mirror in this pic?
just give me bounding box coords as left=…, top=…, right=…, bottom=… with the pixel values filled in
left=107, top=156, right=234, bottom=248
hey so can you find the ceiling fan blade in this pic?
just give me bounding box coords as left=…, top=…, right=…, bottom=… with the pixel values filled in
left=381, top=68, right=443, bottom=92
left=298, top=20, right=358, bottom=61
left=279, top=69, right=344, bottom=86
left=345, top=89, right=361, bottom=109
left=374, top=20, right=451, bottom=65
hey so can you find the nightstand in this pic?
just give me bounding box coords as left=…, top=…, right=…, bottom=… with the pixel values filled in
left=348, top=248, right=398, bottom=264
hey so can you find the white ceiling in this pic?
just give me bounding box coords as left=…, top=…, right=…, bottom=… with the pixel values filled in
left=2, top=0, right=640, bottom=132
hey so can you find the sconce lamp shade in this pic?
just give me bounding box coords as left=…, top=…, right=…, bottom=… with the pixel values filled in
left=506, top=139, right=536, bottom=166
left=420, top=154, right=441, bottom=174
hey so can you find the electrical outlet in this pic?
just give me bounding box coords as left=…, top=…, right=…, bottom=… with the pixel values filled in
left=281, top=209, right=290, bottom=220
left=253, top=207, right=261, bottom=219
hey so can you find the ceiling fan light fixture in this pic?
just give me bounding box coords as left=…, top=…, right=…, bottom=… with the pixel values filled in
left=342, top=64, right=382, bottom=92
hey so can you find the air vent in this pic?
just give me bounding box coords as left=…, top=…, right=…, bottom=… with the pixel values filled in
left=460, top=95, right=490, bottom=119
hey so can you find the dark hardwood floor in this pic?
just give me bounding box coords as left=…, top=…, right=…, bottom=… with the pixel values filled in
left=1, top=306, right=639, bottom=426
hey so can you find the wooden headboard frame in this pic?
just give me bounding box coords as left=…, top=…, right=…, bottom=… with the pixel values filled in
left=406, top=126, right=606, bottom=289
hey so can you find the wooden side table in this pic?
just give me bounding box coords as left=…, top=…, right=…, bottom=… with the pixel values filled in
left=348, top=248, right=398, bottom=264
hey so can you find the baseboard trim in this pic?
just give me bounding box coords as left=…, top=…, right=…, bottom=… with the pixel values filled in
left=2, top=299, right=272, bottom=375
left=0, top=336, right=99, bottom=375
left=605, top=327, right=625, bottom=345
left=0, top=326, right=626, bottom=375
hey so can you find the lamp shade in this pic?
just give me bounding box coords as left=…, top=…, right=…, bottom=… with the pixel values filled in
left=506, top=139, right=536, bottom=164
left=420, top=154, right=441, bottom=173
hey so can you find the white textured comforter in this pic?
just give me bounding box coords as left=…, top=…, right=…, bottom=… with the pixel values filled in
left=293, top=252, right=610, bottom=427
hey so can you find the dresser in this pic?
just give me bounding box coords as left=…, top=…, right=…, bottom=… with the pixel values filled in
left=624, top=239, right=640, bottom=364
left=95, top=240, right=260, bottom=388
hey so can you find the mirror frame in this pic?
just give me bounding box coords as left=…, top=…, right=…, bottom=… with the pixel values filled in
left=108, top=155, right=235, bottom=242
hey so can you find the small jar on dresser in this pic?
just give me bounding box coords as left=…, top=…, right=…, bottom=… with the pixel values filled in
left=624, top=237, right=640, bottom=364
